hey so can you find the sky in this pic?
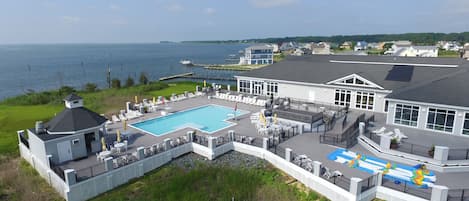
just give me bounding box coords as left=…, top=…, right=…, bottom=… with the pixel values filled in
left=0, top=0, right=468, bottom=44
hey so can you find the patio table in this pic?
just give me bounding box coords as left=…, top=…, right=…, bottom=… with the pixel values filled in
left=98, top=150, right=112, bottom=161
left=114, top=142, right=126, bottom=153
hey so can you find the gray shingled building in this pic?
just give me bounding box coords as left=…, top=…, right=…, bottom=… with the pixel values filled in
left=236, top=55, right=469, bottom=137
left=25, top=94, right=107, bottom=165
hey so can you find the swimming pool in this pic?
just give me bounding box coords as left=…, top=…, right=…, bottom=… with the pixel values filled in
left=130, top=104, right=249, bottom=136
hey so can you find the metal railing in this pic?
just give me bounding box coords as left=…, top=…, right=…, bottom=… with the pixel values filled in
left=19, top=133, right=30, bottom=149
left=319, top=113, right=363, bottom=148
left=394, top=142, right=433, bottom=158
left=382, top=177, right=432, bottom=200
left=448, top=148, right=469, bottom=160
left=75, top=163, right=107, bottom=182
left=49, top=160, right=65, bottom=181
left=320, top=171, right=351, bottom=191
left=363, top=131, right=381, bottom=145
left=360, top=174, right=377, bottom=193
left=447, top=189, right=469, bottom=201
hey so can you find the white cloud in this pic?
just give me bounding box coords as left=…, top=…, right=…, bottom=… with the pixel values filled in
left=166, top=3, right=184, bottom=12
left=204, top=7, right=216, bottom=15
left=109, top=4, right=121, bottom=11
left=249, top=0, right=298, bottom=8
left=61, top=16, right=81, bottom=24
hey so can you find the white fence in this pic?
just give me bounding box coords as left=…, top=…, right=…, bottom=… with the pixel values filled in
left=21, top=139, right=447, bottom=201
left=19, top=143, right=68, bottom=198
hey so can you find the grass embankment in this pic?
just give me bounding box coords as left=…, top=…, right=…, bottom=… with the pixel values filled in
left=0, top=157, right=63, bottom=201
left=92, top=160, right=328, bottom=201
left=438, top=49, right=460, bottom=58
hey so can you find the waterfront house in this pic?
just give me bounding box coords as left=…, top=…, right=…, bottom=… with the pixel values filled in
left=311, top=42, right=331, bottom=55
left=235, top=55, right=469, bottom=137
left=20, top=94, right=107, bottom=165
left=386, top=45, right=439, bottom=57
left=353, top=41, right=367, bottom=51
left=239, top=44, right=274, bottom=65
left=339, top=41, right=352, bottom=50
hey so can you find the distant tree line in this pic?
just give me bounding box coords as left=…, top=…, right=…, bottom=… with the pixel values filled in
left=183, top=32, right=469, bottom=45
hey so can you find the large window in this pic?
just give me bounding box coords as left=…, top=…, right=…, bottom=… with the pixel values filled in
left=266, top=82, right=278, bottom=96
left=252, top=81, right=264, bottom=95
left=334, top=89, right=351, bottom=106
left=463, top=113, right=469, bottom=135
left=356, top=92, right=374, bottom=110
left=239, top=80, right=251, bottom=93
left=426, top=108, right=455, bottom=133
left=394, top=104, right=419, bottom=127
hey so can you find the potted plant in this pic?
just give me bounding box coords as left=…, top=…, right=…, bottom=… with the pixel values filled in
left=390, top=138, right=399, bottom=149
left=428, top=145, right=435, bottom=157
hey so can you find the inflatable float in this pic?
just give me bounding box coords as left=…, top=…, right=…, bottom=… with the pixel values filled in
left=328, top=148, right=436, bottom=189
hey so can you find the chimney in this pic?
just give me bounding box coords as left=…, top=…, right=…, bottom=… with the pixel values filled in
left=35, top=121, right=44, bottom=134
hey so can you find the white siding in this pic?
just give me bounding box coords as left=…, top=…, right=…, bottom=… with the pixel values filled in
left=278, top=82, right=334, bottom=103
left=388, top=100, right=469, bottom=136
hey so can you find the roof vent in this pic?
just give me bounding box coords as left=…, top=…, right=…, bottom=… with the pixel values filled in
left=35, top=121, right=44, bottom=134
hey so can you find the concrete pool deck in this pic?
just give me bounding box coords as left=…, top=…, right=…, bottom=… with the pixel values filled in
left=58, top=94, right=469, bottom=190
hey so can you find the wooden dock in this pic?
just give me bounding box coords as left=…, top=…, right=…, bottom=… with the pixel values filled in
left=158, top=72, right=235, bottom=81
left=158, top=72, right=194, bottom=81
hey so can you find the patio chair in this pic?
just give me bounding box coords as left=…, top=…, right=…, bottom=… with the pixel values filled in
left=371, top=127, right=386, bottom=134
left=394, top=128, right=408, bottom=139
left=332, top=170, right=343, bottom=177
left=118, top=114, right=128, bottom=121
left=377, top=131, right=394, bottom=137
left=112, top=115, right=121, bottom=123
left=322, top=167, right=332, bottom=179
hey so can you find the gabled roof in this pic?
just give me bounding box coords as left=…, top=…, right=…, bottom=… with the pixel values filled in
left=239, top=55, right=466, bottom=92
left=45, top=107, right=107, bottom=133
left=64, top=93, right=82, bottom=101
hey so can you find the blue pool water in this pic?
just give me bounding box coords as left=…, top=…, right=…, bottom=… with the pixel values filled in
left=131, top=104, right=248, bottom=136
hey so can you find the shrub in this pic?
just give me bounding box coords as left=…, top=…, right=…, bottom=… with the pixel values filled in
left=125, top=77, right=135, bottom=88
left=139, top=72, right=149, bottom=85
left=111, top=78, right=121, bottom=89
left=58, top=86, right=75, bottom=95
left=84, top=83, right=98, bottom=92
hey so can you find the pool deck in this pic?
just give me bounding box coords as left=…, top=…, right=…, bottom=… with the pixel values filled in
left=59, top=95, right=469, bottom=189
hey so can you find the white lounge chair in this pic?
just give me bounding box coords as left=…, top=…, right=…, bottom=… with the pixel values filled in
left=112, top=115, right=121, bottom=122
left=372, top=127, right=386, bottom=134
left=118, top=114, right=128, bottom=121
left=394, top=128, right=408, bottom=139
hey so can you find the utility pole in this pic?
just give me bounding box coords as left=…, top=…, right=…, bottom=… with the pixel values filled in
left=107, top=65, right=111, bottom=88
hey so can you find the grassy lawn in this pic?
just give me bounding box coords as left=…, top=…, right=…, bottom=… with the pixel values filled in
left=92, top=161, right=328, bottom=201
left=0, top=105, right=63, bottom=155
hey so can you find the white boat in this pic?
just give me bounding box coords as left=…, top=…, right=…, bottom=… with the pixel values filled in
left=180, top=59, right=193, bottom=65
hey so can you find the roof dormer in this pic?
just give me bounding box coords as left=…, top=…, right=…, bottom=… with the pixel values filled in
left=64, top=93, right=83, bottom=109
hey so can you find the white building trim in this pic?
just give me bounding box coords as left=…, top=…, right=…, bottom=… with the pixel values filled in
left=326, top=73, right=384, bottom=89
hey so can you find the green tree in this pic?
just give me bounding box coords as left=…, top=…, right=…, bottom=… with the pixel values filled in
left=139, top=72, right=149, bottom=85
left=383, top=43, right=393, bottom=50
left=58, top=86, right=75, bottom=95
left=84, top=83, right=98, bottom=92
left=125, top=76, right=135, bottom=87
left=111, top=78, right=121, bottom=89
